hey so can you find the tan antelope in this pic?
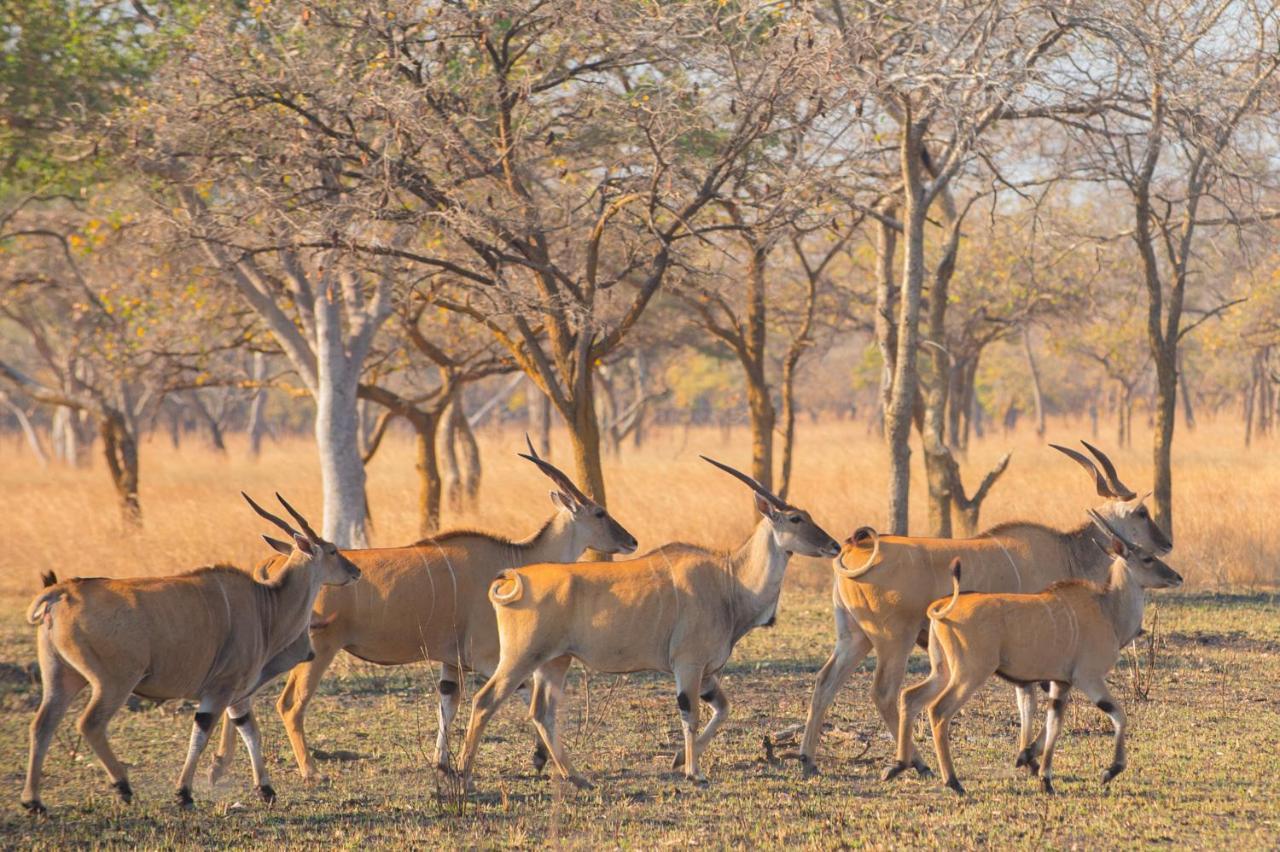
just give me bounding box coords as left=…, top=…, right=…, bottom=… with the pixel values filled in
left=207, top=440, right=638, bottom=784
left=797, top=441, right=1173, bottom=778
left=895, top=514, right=1182, bottom=794
left=21, top=494, right=359, bottom=814
left=454, top=456, right=842, bottom=790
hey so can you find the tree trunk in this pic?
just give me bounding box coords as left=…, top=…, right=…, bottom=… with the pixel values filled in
left=529, top=383, right=552, bottom=457
left=1244, top=362, right=1256, bottom=447
left=873, top=204, right=899, bottom=442
left=1022, top=326, right=1046, bottom=438
left=315, top=371, right=369, bottom=548
left=100, top=411, right=141, bottom=528
left=885, top=129, right=929, bottom=535
left=440, top=399, right=463, bottom=513
left=189, top=391, right=227, bottom=454
left=0, top=394, right=49, bottom=466
left=745, top=367, right=775, bottom=494
left=1178, top=354, right=1196, bottom=431
left=247, top=352, right=270, bottom=458
left=566, top=376, right=608, bottom=509
left=630, top=353, right=649, bottom=450
left=452, top=398, right=481, bottom=508
left=1151, top=343, right=1177, bottom=540
left=412, top=412, right=443, bottom=537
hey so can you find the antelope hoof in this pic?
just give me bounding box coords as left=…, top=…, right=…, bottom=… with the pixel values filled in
left=798, top=755, right=820, bottom=779
left=1041, top=776, right=1055, bottom=795
left=913, top=758, right=934, bottom=778
left=175, top=786, right=194, bottom=808
left=257, top=784, right=277, bottom=805
left=207, top=762, right=226, bottom=788
left=1102, top=763, right=1125, bottom=785
left=1015, top=749, right=1040, bottom=776
left=532, top=745, right=548, bottom=773
left=568, top=774, right=594, bottom=791
left=113, top=780, right=133, bottom=804
left=881, top=762, right=909, bottom=782
left=685, top=772, right=709, bottom=787
left=21, top=799, right=46, bottom=816
left=945, top=777, right=965, bottom=796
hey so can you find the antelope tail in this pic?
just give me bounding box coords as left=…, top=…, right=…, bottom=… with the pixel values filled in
left=928, top=559, right=963, bottom=620
left=489, top=570, right=526, bottom=606
left=28, top=588, right=64, bottom=625
left=832, top=527, right=880, bottom=580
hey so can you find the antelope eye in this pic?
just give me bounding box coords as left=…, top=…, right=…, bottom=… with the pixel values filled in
left=790, top=516, right=802, bottom=524
left=595, top=509, right=605, bottom=519
left=1136, top=507, right=1147, bottom=517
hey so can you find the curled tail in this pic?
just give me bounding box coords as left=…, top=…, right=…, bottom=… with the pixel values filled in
left=489, top=570, right=525, bottom=606
left=832, top=527, right=881, bottom=580
left=928, top=558, right=963, bottom=620
left=28, top=588, right=64, bottom=625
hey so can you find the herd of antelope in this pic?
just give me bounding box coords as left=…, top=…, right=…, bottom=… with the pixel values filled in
left=21, top=438, right=1182, bottom=815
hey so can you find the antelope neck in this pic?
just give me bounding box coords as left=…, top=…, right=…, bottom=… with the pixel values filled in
left=519, top=511, right=582, bottom=565
left=261, top=554, right=321, bottom=656
left=727, top=521, right=791, bottom=634
left=1100, top=559, right=1147, bottom=647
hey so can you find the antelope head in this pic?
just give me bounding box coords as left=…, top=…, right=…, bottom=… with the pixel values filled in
left=700, top=456, right=840, bottom=558
left=242, top=492, right=362, bottom=587
left=1088, top=510, right=1183, bottom=590
left=1051, top=440, right=1172, bottom=554
left=519, top=435, right=638, bottom=556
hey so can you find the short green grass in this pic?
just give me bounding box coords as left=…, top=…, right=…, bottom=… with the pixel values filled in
left=2, top=587, right=1278, bottom=849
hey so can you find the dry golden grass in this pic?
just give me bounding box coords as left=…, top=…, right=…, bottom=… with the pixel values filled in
left=0, top=416, right=1275, bottom=598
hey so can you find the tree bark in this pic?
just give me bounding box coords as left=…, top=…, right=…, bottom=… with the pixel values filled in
left=873, top=203, right=899, bottom=442
left=100, top=411, right=141, bottom=528
left=247, top=352, right=270, bottom=458
left=1151, top=343, right=1177, bottom=539
left=455, top=401, right=481, bottom=506
left=529, top=383, right=552, bottom=457
left=1023, top=326, right=1046, bottom=438
left=412, top=412, right=443, bottom=537
left=0, top=393, right=49, bottom=466
left=885, top=124, right=929, bottom=536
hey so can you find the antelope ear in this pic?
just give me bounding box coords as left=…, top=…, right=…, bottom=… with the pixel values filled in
left=549, top=490, right=578, bottom=512
left=754, top=492, right=779, bottom=520
left=293, top=533, right=315, bottom=556
left=262, top=535, right=293, bottom=555
left=1110, top=537, right=1127, bottom=557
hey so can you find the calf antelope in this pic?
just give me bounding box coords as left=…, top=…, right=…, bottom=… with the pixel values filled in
left=799, top=441, right=1172, bottom=778
left=21, top=494, right=358, bottom=814
left=207, top=439, right=637, bottom=784
left=895, top=514, right=1182, bottom=794
left=454, top=456, right=841, bottom=790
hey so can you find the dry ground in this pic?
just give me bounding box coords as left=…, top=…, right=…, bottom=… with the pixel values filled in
left=0, top=420, right=1277, bottom=848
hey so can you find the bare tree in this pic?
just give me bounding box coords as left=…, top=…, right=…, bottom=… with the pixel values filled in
left=1053, top=0, right=1280, bottom=535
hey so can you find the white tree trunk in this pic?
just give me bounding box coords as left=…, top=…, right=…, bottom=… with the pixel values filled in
left=315, top=369, right=369, bottom=547
left=315, top=281, right=370, bottom=548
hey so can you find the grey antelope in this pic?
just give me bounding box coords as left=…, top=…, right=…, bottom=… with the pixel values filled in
left=454, top=456, right=841, bottom=790
left=894, top=514, right=1182, bottom=794
left=207, top=439, right=637, bottom=785
left=21, top=494, right=359, bottom=814
left=798, top=441, right=1173, bottom=778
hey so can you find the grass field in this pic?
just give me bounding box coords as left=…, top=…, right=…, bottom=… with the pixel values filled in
left=1, top=420, right=1278, bottom=847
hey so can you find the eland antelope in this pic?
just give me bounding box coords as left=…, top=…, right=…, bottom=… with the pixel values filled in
left=797, top=441, right=1173, bottom=778
left=21, top=494, right=358, bottom=814
left=894, top=513, right=1182, bottom=794
left=454, top=456, right=841, bottom=790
